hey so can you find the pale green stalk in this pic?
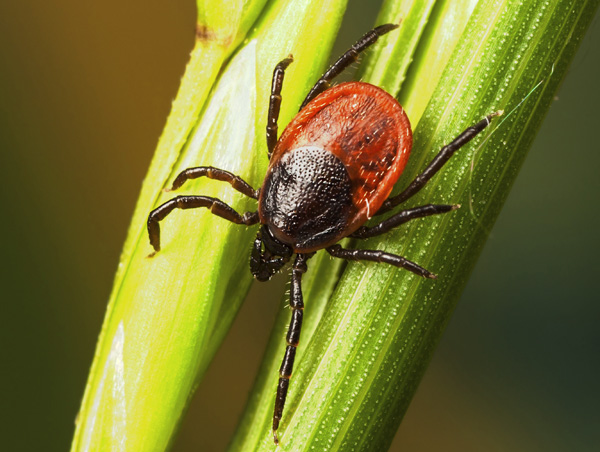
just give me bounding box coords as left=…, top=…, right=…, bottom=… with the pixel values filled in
left=70, top=0, right=349, bottom=450
left=229, top=0, right=599, bottom=451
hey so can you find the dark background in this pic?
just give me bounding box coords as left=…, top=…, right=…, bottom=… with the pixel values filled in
left=1, top=1, right=598, bottom=451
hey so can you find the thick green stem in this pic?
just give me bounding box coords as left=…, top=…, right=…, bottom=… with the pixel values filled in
left=229, top=0, right=599, bottom=450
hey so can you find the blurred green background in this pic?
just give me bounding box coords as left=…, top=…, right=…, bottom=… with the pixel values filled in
left=1, top=1, right=598, bottom=451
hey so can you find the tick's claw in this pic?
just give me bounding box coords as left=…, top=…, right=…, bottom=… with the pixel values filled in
left=273, top=430, right=279, bottom=445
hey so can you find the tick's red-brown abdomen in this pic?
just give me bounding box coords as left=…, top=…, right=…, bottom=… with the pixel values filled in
left=259, top=82, right=412, bottom=252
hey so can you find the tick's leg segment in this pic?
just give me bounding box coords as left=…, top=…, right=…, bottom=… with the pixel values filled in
left=267, top=56, right=294, bottom=159
left=272, top=253, right=311, bottom=445
left=300, top=24, right=399, bottom=109
left=147, top=196, right=259, bottom=253
left=352, top=204, right=459, bottom=239
left=327, top=244, right=437, bottom=279
left=377, top=111, right=502, bottom=215
left=167, top=166, right=258, bottom=199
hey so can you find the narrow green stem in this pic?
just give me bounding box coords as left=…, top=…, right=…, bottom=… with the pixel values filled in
left=70, top=0, right=349, bottom=450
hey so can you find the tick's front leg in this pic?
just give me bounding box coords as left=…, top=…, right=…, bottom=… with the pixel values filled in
left=147, top=196, right=259, bottom=255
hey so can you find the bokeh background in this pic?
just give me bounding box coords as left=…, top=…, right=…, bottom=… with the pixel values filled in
left=1, top=1, right=598, bottom=451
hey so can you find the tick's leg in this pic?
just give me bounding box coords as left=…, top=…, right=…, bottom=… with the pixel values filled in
left=300, top=23, right=398, bottom=109
left=147, top=196, right=259, bottom=254
left=377, top=111, right=503, bottom=215
left=272, top=253, right=310, bottom=444
left=266, top=56, right=294, bottom=159
left=352, top=204, right=459, bottom=239
left=327, top=244, right=437, bottom=279
left=167, top=166, right=258, bottom=198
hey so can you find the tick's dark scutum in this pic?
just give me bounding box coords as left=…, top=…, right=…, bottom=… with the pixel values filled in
left=258, top=146, right=355, bottom=252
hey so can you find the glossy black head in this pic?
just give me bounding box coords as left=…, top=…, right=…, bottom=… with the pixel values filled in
left=250, top=225, right=293, bottom=282
left=258, top=146, right=355, bottom=253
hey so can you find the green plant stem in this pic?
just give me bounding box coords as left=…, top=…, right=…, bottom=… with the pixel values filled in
left=70, top=0, right=349, bottom=450
left=228, top=0, right=599, bottom=451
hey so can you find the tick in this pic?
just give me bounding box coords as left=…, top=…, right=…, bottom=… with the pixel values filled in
left=147, top=24, right=500, bottom=444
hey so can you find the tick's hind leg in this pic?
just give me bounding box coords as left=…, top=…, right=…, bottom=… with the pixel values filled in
left=300, top=23, right=398, bottom=109
left=272, top=253, right=311, bottom=444
left=352, top=204, right=459, bottom=239
left=377, top=111, right=502, bottom=215
left=327, top=244, right=437, bottom=279
left=147, top=196, right=259, bottom=255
